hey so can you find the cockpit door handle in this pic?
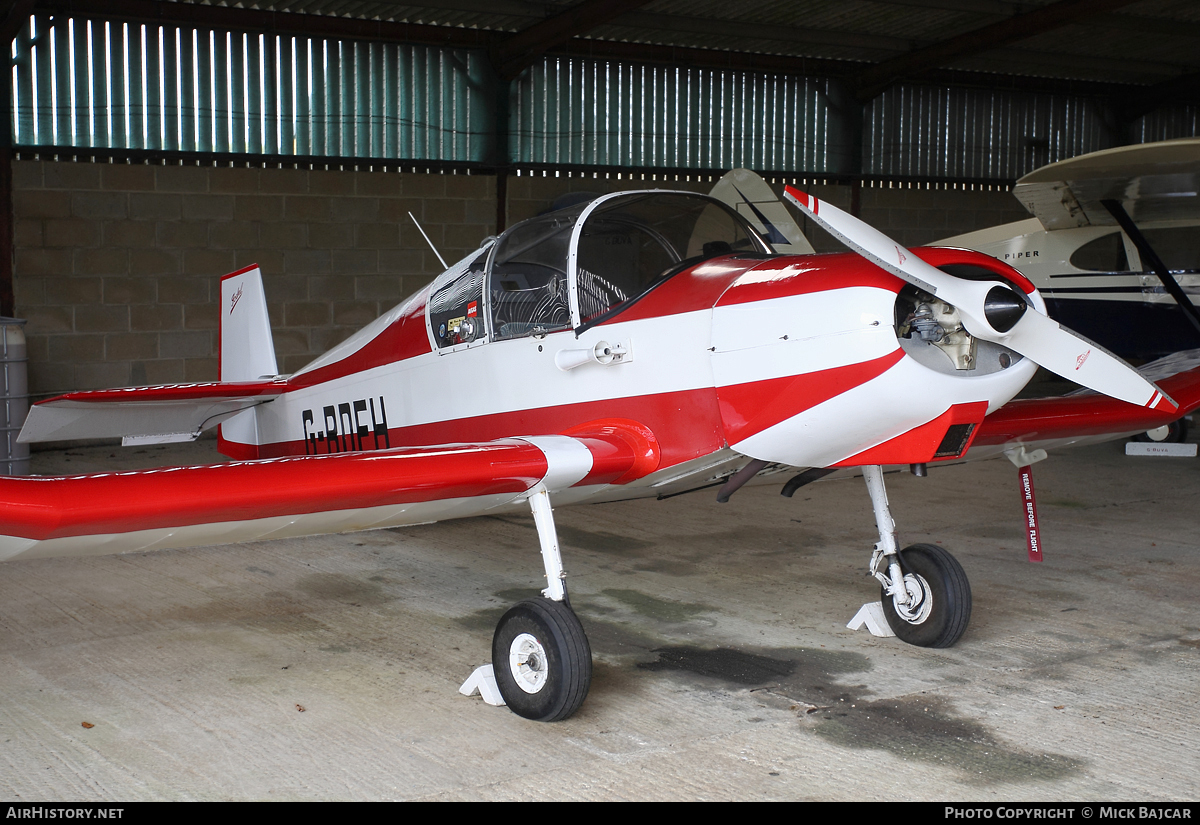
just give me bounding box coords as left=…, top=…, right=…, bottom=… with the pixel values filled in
left=554, top=340, right=633, bottom=371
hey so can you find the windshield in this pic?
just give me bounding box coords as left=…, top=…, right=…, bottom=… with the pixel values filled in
left=485, top=192, right=767, bottom=342
left=488, top=204, right=585, bottom=341
left=573, top=193, right=767, bottom=327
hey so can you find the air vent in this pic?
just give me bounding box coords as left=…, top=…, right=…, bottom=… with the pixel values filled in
left=934, top=423, right=976, bottom=458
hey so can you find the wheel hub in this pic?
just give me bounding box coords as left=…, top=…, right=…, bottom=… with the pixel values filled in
left=509, top=632, right=549, bottom=694
left=893, top=573, right=933, bottom=624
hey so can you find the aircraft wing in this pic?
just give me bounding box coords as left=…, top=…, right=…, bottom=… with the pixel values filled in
left=17, top=380, right=288, bottom=445
left=0, top=426, right=659, bottom=563
left=1014, top=138, right=1200, bottom=230
left=969, top=349, right=1200, bottom=459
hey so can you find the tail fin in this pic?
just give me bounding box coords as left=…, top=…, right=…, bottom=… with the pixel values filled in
left=220, top=265, right=278, bottom=383
left=220, top=265, right=279, bottom=456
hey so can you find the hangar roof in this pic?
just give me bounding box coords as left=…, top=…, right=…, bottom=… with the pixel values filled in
left=70, top=0, right=1200, bottom=108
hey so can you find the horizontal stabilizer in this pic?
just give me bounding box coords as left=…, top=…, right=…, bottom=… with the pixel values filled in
left=18, top=380, right=286, bottom=444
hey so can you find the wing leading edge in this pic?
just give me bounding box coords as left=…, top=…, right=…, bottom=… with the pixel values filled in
left=971, top=350, right=1200, bottom=456
left=0, top=423, right=661, bottom=563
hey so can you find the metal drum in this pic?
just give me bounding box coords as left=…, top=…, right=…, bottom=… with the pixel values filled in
left=0, top=318, right=29, bottom=475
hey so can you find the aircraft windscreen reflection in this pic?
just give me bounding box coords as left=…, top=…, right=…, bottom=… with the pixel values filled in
left=574, top=193, right=768, bottom=327
left=488, top=205, right=586, bottom=341
left=487, top=193, right=767, bottom=341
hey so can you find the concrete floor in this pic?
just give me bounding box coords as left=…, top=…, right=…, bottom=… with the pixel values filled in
left=1, top=437, right=1198, bottom=801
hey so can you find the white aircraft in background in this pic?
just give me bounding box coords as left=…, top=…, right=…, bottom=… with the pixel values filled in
left=936, top=138, right=1200, bottom=366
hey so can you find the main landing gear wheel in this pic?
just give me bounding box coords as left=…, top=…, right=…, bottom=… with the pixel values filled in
left=881, top=543, right=972, bottom=648
left=492, top=598, right=592, bottom=722
left=1133, top=417, right=1189, bottom=443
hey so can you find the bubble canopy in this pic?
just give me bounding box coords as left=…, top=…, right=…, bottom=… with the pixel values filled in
left=486, top=191, right=771, bottom=343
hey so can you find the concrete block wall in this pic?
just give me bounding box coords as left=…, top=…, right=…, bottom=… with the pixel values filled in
left=12, top=161, right=1030, bottom=400
left=13, top=160, right=494, bottom=395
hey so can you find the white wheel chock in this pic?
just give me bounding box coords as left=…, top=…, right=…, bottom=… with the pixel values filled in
left=459, top=664, right=506, bottom=707
left=847, top=601, right=896, bottom=638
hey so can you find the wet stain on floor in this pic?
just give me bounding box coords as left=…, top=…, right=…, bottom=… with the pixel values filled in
left=296, top=573, right=391, bottom=606
left=970, top=524, right=1025, bottom=541
left=1045, top=498, right=1090, bottom=509
left=638, top=643, right=1082, bottom=784
left=810, top=695, right=1083, bottom=783
left=637, top=644, right=869, bottom=689
left=639, top=647, right=797, bottom=684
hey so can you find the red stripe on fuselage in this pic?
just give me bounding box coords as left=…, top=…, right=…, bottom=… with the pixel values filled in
left=606, top=255, right=770, bottom=323
left=252, top=388, right=726, bottom=472
left=717, top=349, right=906, bottom=446
left=286, top=290, right=434, bottom=391
left=715, top=252, right=903, bottom=307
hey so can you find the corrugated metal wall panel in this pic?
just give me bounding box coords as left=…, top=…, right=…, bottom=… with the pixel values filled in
left=512, top=57, right=839, bottom=173
left=864, top=84, right=1117, bottom=180
left=1134, top=107, right=1200, bottom=143
left=11, top=12, right=1199, bottom=177
left=10, top=12, right=490, bottom=163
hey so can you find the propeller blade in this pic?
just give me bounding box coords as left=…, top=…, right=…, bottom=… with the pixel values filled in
left=783, top=186, right=1176, bottom=412
left=1003, top=309, right=1176, bottom=412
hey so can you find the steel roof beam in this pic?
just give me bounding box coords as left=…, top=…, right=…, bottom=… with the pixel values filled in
left=490, top=0, right=654, bottom=80
left=1115, top=70, right=1200, bottom=123
left=867, top=0, right=1026, bottom=13
left=852, top=0, right=1145, bottom=101
left=615, top=11, right=919, bottom=54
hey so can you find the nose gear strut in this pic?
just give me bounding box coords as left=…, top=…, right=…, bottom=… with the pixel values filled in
left=860, top=464, right=973, bottom=648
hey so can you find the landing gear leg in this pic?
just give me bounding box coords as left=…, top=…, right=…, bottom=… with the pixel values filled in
left=862, top=465, right=972, bottom=648
left=491, top=484, right=593, bottom=721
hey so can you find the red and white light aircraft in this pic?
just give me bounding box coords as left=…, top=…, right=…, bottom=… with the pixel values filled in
left=9, top=187, right=1200, bottom=722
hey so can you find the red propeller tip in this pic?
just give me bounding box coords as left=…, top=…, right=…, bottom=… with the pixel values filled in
left=783, top=186, right=818, bottom=215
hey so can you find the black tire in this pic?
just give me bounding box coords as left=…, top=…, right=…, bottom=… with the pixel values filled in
left=1133, top=417, right=1189, bottom=443
left=492, top=598, right=592, bottom=722
left=880, top=543, right=972, bottom=648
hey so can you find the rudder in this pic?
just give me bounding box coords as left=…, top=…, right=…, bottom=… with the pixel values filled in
left=220, top=265, right=278, bottom=382
left=220, top=265, right=279, bottom=456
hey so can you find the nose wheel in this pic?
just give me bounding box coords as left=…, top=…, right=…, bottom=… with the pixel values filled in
left=879, top=543, right=972, bottom=648
left=861, top=465, right=972, bottom=648
left=492, top=598, right=592, bottom=722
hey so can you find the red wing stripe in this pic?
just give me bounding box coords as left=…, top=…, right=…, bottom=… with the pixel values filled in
left=0, top=442, right=548, bottom=542
left=41, top=380, right=286, bottom=405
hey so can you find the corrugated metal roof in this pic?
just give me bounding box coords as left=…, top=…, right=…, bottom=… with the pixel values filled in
left=152, top=0, right=1200, bottom=89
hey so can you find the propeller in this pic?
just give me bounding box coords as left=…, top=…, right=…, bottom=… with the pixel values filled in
left=783, top=186, right=1177, bottom=413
